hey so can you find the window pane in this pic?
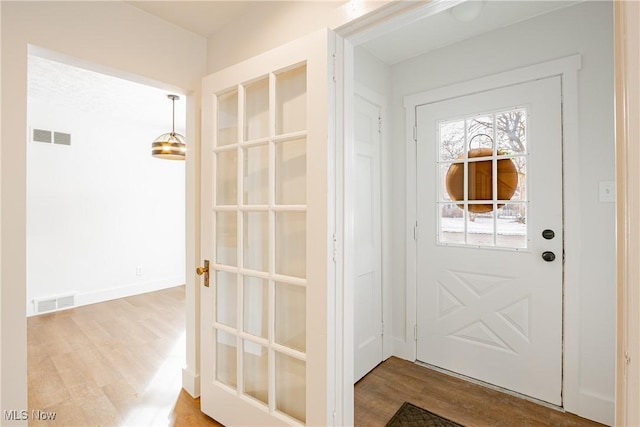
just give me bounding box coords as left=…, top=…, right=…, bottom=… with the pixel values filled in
left=440, top=163, right=455, bottom=202
left=276, top=65, right=306, bottom=135
left=507, top=157, right=526, bottom=201
left=467, top=115, right=493, bottom=152
left=243, top=212, right=268, bottom=272
left=244, top=78, right=269, bottom=141
left=217, top=90, right=238, bottom=146
left=439, top=120, right=465, bottom=161
left=467, top=209, right=494, bottom=246
left=275, top=212, right=306, bottom=278
left=243, top=276, right=268, bottom=339
left=275, top=353, right=305, bottom=423
left=216, top=271, right=237, bottom=328
left=497, top=203, right=527, bottom=248
left=243, top=340, right=268, bottom=405
left=216, top=149, right=237, bottom=206
left=497, top=109, right=526, bottom=154
left=275, top=282, right=305, bottom=352
left=243, top=144, right=269, bottom=205
left=216, top=329, right=237, bottom=389
left=468, top=159, right=493, bottom=202
left=216, top=212, right=237, bottom=266
left=439, top=203, right=465, bottom=244
left=275, top=138, right=306, bottom=205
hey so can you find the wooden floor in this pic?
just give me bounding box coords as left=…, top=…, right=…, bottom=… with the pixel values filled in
left=355, top=357, right=606, bottom=427
left=29, top=286, right=606, bottom=427
left=28, top=286, right=222, bottom=427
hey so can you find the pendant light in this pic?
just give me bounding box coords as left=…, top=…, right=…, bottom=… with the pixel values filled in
left=151, top=94, right=186, bottom=160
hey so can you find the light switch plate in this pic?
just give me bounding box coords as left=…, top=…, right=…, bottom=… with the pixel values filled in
left=599, top=181, right=615, bottom=203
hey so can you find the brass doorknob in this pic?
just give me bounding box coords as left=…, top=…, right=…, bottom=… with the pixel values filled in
left=196, top=260, right=210, bottom=287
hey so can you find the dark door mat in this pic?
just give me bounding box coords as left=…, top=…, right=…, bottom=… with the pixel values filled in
left=386, top=402, right=464, bottom=427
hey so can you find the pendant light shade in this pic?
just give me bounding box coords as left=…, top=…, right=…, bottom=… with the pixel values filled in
left=152, top=94, right=186, bottom=160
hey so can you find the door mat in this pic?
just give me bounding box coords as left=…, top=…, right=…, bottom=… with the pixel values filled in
left=386, top=402, right=464, bottom=427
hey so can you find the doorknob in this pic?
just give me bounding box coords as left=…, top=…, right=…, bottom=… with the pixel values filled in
left=541, top=251, right=556, bottom=262
left=196, top=260, right=210, bottom=287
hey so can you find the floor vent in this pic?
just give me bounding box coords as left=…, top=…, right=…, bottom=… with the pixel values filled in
left=34, top=294, right=76, bottom=314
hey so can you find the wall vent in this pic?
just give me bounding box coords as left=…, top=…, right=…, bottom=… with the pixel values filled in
left=34, top=294, right=76, bottom=314
left=32, top=128, right=52, bottom=143
left=31, top=128, right=71, bottom=146
left=54, top=132, right=71, bottom=146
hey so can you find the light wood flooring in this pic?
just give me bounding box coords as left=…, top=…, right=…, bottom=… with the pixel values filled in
left=28, top=286, right=222, bottom=427
left=29, top=286, right=606, bottom=427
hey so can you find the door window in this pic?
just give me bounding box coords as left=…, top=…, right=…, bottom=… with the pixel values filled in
left=437, top=108, right=528, bottom=249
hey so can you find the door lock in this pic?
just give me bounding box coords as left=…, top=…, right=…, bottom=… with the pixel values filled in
left=196, top=260, right=210, bottom=287
left=541, top=251, right=556, bottom=262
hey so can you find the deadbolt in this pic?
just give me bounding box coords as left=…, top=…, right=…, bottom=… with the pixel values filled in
left=196, top=259, right=210, bottom=287
left=542, top=251, right=556, bottom=262
left=542, top=229, right=555, bottom=240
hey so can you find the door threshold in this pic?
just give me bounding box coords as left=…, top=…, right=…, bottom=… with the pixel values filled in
left=414, top=360, right=564, bottom=412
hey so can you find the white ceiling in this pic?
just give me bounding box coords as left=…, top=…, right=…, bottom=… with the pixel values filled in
left=125, top=1, right=257, bottom=37
left=126, top=0, right=582, bottom=65
left=28, top=55, right=186, bottom=132
left=361, top=1, right=583, bottom=64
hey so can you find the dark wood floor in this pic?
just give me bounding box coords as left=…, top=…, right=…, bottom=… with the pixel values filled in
left=355, top=357, right=606, bottom=427
left=28, top=286, right=606, bottom=426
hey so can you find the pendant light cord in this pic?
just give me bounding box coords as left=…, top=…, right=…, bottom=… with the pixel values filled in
left=172, top=96, right=176, bottom=135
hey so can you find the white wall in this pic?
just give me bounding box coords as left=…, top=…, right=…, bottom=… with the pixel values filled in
left=26, top=57, right=186, bottom=317
left=1, top=1, right=206, bottom=422
left=377, top=1, right=614, bottom=423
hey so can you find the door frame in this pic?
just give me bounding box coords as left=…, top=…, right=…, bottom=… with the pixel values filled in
left=403, top=55, right=582, bottom=413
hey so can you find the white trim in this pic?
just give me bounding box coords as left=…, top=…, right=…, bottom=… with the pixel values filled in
left=614, top=2, right=640, bottom=424
left=403, top=54, right=583, bottom=414
left=335, top=0, right=463, bottom=47
left=338, top=36, right=355, bottom=427
left=181, top=368, right=201, bottom=398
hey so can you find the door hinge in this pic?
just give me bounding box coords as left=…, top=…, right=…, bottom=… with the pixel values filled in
left=413, top=222, right=418, bottom=241
left=331, top=53, right=337, bottom=83
left=378, top=116, right=382, bottom=134
left=381, top=322, right=384, bottom=337
left=332, top=232, right=337, bottom=263
left=413, top=125, right=417, bottom=142
left=413, top=324, right=418, bottom=341
left=625, top=351, right=631, bottom=366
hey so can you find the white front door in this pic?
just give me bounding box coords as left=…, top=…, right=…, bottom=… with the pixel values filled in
left=353, top=94, right=383, bottom=382
left=199, top=30, right=336, bottom=426
left=416, top=77, right=563, bottom=405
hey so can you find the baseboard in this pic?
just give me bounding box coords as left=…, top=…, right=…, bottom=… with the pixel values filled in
left=182, top=368, right=201, bottom=398
left=576, top=390, right=614, bottom=426
left=391, top=336, right=415, bottom=361
left=27, top=276, right=184, bottom=316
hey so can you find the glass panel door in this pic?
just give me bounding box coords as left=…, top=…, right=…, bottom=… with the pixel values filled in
left=211, top=63, right=310, bottom=425
left=201, top=29, right=333, bottom=427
